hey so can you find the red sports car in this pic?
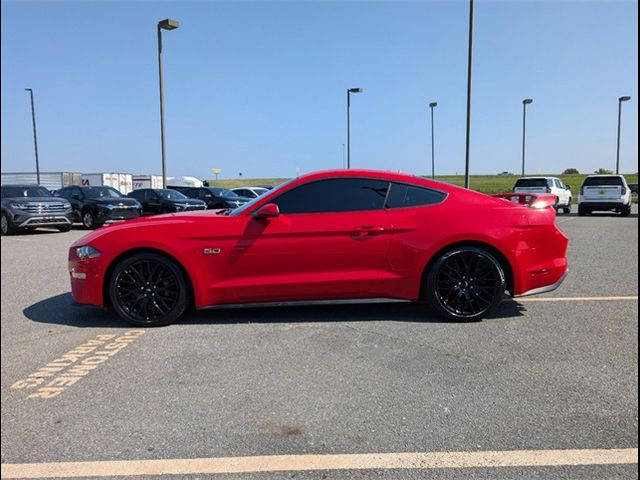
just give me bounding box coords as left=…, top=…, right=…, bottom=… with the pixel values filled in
left=69, top=169, right=569, bottom=326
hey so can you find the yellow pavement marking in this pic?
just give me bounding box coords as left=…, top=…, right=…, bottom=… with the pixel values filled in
left=1, top=448, right=637, bottom=478
left=519, top=296, right=638, bottom=303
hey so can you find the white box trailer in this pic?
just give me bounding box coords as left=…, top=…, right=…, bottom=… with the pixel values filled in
left=132, top=175, right=164, bottom=190
left=166, top=176, right=203, bottom=188
left=0, top=172, right=82, bottom=191
left=81, top=173, right=134, bottom=194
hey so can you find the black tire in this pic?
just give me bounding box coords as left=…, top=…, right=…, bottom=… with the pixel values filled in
left=1, top=212, right=16, bottom=235
left=82, top=210, right=102, bottom=229
left=578, top=205, right=588, bottom=216
left=621, top=205, right=631, bottom=217
left=563, top=204, right=572, bottom=214
left=424, top=247, right=506, bottom=322
left=57, top=225, right=72, bottom=232
left=108, top=252, right=188, bottom=327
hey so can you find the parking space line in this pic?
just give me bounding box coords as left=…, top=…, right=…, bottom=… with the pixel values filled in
left=1, top=448, right=636, bottom=478
left=518, top=296, right=638, bottom=303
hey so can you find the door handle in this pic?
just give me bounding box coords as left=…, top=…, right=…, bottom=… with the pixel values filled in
left=351, top=226, right=385, bottom=238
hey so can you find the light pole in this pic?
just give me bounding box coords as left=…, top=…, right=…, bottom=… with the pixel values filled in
left=616, top=96, right=631, bottom=174
left=429, top=102, right=437, bottom=179
left=463, top=0, right=474, bottom=189
left=346, top=87, right=363, bottom=169
left=342, top=143, right=346, bottom=168
left=24, top=88, right=40, bottom=184
left=521, top=98, right=533, bottom=177
left=157, top=18, right=180, bottom=188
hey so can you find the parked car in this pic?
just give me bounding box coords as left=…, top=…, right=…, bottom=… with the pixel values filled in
left=230, top=186, right=269, bottom=199
left=127, top=189, right=207, bottom=215
left=68, top=169, right=568, bottom=327
left=182, top=187, right=251, bottom=210
left=578, top=175, right=632, bottom=217
left=56, top=186, right=142, bottom=229
left=512, top=177, right=572, bottom=214
left=498, top=171, right=514, bottom=176
left=1, top=184, right=73, bottom=235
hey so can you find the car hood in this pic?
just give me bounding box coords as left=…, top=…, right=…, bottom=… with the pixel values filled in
left=70, top=209, right=233, bottom=247
left=91, top=198, right=140, bottom=207
left=171, top=199, right=206, bottom=205
left=2, top=196, right=68, bottom=204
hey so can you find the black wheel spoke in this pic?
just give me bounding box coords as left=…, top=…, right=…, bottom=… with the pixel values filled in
left=114, top=259, right=181, bottom=324
left=435, top=251, right=501, bottom=318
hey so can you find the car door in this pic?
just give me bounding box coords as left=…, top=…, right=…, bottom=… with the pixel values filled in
left=228, top=177, right=393, bottom=302
left=65, top=187, right=84, bottom=221
left=144, top=190, right=163, bottom=214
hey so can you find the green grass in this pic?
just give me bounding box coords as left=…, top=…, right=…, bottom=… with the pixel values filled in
left=209, top=173, right=638, bottom=196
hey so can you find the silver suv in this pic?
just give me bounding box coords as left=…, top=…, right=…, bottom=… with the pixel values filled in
left=1, top=184, right=73, bottom=235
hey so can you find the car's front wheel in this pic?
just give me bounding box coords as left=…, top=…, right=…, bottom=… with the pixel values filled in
left=82, top=211, right=101, bottom=229
left=424, top=247, right=506, bottom=322
left=109, top=252, right=188, bottom=326
left=1, top=212, right=16, bottom=235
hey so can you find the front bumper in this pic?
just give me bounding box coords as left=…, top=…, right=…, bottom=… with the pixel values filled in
left=68, top=249, right=104, bottom=307
left=96, top=207, right=141, bottom=222
left=12, top=211, right=74, bottom=228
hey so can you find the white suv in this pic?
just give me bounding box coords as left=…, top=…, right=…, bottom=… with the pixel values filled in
left=578, top=175, right=632, bottom=217
left=512, top=177, right=573, bottom=214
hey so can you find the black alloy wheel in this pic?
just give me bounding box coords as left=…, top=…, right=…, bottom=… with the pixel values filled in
left=109, top=253, right=188, bottom=326
left=425, top=247, right=506, bottom=321
left=83, top=210, right=97, bottom=229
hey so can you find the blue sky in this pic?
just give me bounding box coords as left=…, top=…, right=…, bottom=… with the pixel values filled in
left=1, top=0, right=638, bottom=180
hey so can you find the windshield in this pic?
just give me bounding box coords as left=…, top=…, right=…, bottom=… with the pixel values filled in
left=583, top=176, right=624, bottom=187
left=230, top=179, right=296, bottom=216
left=84, top=187, right=124, bottom=199
left=209, top=188, right=238, bottom=198
left=1, top=186, right=52, bottom=198
left=156, top=189, right=187, bottom=200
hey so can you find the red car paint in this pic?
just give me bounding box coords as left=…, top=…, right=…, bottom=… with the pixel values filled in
left=69, top=169, right=568, bottom=310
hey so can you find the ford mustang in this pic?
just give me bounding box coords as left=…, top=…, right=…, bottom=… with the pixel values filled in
left=68, top=169, right=569, bottom=326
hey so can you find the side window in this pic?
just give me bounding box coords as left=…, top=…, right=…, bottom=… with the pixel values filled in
left=128, top=190, right=142, bottom=201
left=143, top=190, right=156, bottom=202
left=71, top=187, right=83, bottom=199
left=272, top=178, right=389, bottom=214
left=555, top=180, right=563, bottom=189
left=386, top=183, right=447, bottom=208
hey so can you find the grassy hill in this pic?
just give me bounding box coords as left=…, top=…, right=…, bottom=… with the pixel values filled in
left=208, top=173, right=638, bottom=196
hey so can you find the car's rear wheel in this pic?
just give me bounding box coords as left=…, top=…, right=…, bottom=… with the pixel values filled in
left=424, top=247, right=506, bottom=322
left=1, top=212, right=16, bottom=235
left=578, top=205, right=588, bottom=216
left=109, top=253, right=188, bottom=327
left=621, top=204, right=631, bottom=217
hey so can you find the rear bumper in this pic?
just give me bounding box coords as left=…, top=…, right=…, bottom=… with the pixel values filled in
left=515, top=269, right=568, bottom=297
left=578, top=201, right=628, bottom=210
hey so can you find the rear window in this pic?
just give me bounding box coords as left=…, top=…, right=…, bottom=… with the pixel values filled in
left=583, top=176, right=624, bottom=187
left=514, top=178, right=549, bottom=188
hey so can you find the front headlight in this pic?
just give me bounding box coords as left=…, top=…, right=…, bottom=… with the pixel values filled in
left=76, top=246, right=101, bottom=259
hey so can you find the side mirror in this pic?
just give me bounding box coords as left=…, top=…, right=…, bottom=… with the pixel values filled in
left=253, top=203, right=280, bottom=219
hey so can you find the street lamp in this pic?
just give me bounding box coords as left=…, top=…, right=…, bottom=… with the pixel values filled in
left=463, top=0, right=474, bottom=188
left=616, top=96, right=631, bottom=174
left=521, top=98, right=533, bottom=177
left=24, top=88, right=41, bottom=185
left=346, top=87, right=363, bottom=169
left=429, top=102, right=437, bottom=179
left=157, top=18, right=180, bottom=188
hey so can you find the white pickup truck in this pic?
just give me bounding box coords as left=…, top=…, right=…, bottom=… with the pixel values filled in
left=578, top=175, right=632, bottom=217
left=512, top=177, right=573, bottom=214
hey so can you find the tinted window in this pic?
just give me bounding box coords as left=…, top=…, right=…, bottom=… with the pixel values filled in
left=385, top=183, right=446, bottom=208
left=208, top=188, right=237, bottom=198
left=514, top=178, right=549, bottom=188
left=583, top=176, right=624, bottom=187
left=128, top=190, right=144, bottom=200
left=273, top=178, right=389, bottom=214
left=1, top=186, right=52, bottom=198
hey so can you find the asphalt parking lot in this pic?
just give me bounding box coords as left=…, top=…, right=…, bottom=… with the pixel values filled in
left=1, top=208, right=638, bottom=479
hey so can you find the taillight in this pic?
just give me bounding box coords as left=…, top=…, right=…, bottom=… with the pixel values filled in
left=546, top=187, right=552, bottom=193
left=580, top=187, right=584, bottom=195
left=621, top=187, right=627, bottom=195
